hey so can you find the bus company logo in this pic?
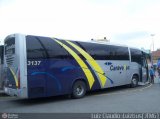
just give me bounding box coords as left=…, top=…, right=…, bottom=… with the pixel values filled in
left=2, top=113, right=8, bottom=119
left=110, top=65, right=130, bottom=71
left=105, top=62, right=112, bottom=66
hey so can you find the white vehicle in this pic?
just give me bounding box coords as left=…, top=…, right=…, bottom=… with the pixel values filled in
left=4, top=34, right=150, bottom=99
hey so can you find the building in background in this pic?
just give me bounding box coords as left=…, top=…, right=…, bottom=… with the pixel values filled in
left=152, top=49, right=160, bottom=64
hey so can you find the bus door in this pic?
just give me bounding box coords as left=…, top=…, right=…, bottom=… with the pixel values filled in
left=141, top=55, right=148, bottom=83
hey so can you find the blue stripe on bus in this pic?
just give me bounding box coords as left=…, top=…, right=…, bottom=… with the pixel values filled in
left=61, top=66, right=114, bottom=85
left=106, top=76, right=114, bottom=84
left=61, top=66, right=92, bottom=71
left=31, top=72, right=62, bottom=91
left=61, top=66, right=77, bottom=72
left=66, top=61, right=114, bottom=85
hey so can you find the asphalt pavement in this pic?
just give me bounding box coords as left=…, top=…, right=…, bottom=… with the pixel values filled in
left=0, top=83, right=160, bottom=113
left=0, top=73, right=160, bottom=113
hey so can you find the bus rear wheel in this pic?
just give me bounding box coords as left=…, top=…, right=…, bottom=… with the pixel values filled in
left=72, top=80, right=86, bottom=99
left=131, top=76, right=138, bottom=88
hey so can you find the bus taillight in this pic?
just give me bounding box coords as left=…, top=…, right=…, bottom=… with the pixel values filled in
left=18, top=70, right=20, bottom=89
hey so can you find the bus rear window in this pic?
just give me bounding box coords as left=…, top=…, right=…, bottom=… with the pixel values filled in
left=5, top=37, right=15, bottom=66
left=5, top=37, right=15, bottom=55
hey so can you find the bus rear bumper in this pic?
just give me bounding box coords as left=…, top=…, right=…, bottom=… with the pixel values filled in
left=4, top=87, right=28, bottom=98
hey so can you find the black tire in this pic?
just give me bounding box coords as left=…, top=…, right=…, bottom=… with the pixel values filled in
left=130, top=76, right=138, bottom=88
left=72, top=80, right=86, bottom=99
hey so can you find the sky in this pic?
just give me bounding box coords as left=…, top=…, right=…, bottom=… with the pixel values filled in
left=0, top=0, right=160, bottom=51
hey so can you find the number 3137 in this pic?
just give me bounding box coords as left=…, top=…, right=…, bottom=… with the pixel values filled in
left=27, top=61, right=41, bottom=66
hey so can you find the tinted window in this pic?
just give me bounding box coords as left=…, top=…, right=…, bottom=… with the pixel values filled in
left=77, top=42, right=129, bottom=60
left=130, top=48, right=142, bottom=64
left=78, top=42, right=110, bottom=60
left=0, top=46, right=4, bottom=64
left=4, top=37, right=15, bottom=66
left=38, top=37, right=69, bottom=59
left=5, top=37, right=15, bottom=55
left=26, top=36, right=70, bottom=59
left=109, top=45, right=129, bottom=60
left=26, top=36, right=47, bottom=59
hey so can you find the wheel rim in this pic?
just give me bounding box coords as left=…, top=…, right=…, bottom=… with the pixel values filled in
left=76, top=85, right=84, bottom=96
left=132, top=78, right=137, bottom=85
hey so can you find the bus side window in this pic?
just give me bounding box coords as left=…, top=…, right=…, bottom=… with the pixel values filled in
left=0, top=46, right=4, bottom=64
left=77, top=42, right=110, bottom=60
left=108, top=45, right=129, bottom=60
left=38, top=37, right=71, bottom=59
left=130, top=48, right=142, bottom=64
left=141, top=57, right=147, bottom=68
left=26, top=36, right=47, bottom=59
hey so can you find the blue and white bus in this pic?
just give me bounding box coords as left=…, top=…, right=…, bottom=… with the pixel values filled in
left=4, top=34, right=150, bottom=99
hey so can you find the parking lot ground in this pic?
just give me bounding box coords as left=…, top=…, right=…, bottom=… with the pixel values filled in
left=0, top=83, right=160, bottom=113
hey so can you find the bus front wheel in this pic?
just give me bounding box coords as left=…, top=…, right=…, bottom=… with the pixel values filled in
left=131, top=76, right=138, bottom=88
left=72, top=80, right=86, bottom=99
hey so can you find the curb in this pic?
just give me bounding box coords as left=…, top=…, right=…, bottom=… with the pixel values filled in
left=138, top=81, right=150, bottom=86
